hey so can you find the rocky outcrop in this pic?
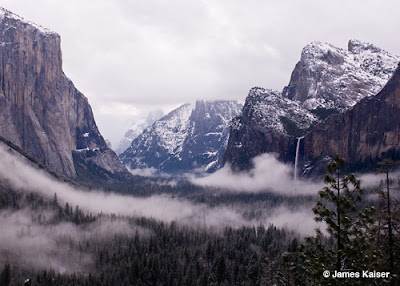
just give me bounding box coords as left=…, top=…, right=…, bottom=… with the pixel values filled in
left=223, top=88, right=317, bottom=170
left=120, top=100, right=243, bottom=173
left=301, top=63, right=400, bottom=175
left=283, top=40, right=399, bottom=110
left=224, top=40, right=400, bottom=170
left=0, top=8, right=129, bottom=179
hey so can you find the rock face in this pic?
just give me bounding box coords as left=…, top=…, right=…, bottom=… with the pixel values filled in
left=301, top=63, right=400, bottom=175
left=120, top=100, right=243, bottom=173
left=283, top=40, right=399, bottom=110
left=0, top=8, right=129, bottom=179
left=223, top=88, right=318, bottom=169
left=224, top=40, right=400, bottom=170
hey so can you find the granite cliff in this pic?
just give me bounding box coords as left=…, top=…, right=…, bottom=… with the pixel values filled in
left=301, top=63, right=400, bottom=175
left=0, top=8, right=129, bottom=179
left=224, top=40, right=400, bottom=171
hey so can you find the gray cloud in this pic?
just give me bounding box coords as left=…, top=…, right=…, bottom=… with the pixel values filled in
left=2, top=0, right=399, bottom=145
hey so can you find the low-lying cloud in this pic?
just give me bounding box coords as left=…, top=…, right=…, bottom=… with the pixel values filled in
left=0, top=145, right=250, bottom=228
left=192, top=153, right=322, bottom=195
left=0, top=209, right=89, bottom=273
left=127, top=166, right=159, bottom=177
left=0, top=208, right=146, bottom=273
left=0, top=144, right=323, bottom=230
left=358, top=171, right=400, bottom=189
left=265, top=206, right=323, bottom=237
left=0, top=144, right=325, bottom=273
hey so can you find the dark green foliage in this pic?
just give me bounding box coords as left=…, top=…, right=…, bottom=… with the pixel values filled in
left=291, top=155, right=400, bottom=285
left=313, top=155, right=366, bottom=271
left=4, top=150, right=400, bottom=285
left=0, top=186, right=299, bottom=285
left=5, top=221, right=295, bottom=286
left=376, top=159, right=400, bottom=275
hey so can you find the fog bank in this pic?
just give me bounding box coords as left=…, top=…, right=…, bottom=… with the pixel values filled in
left=192, top=153, right=322, bottom=195
left=0, top=144, right=322, bottom=232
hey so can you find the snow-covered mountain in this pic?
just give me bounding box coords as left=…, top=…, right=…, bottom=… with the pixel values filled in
left=120, top=100, right=243, bottom=174
left=301, top=63, right=400, bottom=176
left=283, top=39, right=400, bottom=110
left=224, top=40, right=400, bottom=170
left=238, top=88, right=319, bottom=136
left=115, top=110, right=164, bottom=155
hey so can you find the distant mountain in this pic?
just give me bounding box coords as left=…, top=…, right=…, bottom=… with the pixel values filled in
left=120, top=100, right=243, bottom=173
left=0, top=7, right=130, bottom=180
left=224, top=40, right=400, bottom=170
left=115, top=110, right=164, bottom=155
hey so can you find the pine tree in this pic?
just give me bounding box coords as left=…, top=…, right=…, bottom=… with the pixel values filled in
left=298, top=155, right=378, bottom=284
left=312, top=155, right=365, bottom=271
left=52, top=193, right=58, bottom=206
left=377, top=159, right=399, bottom=274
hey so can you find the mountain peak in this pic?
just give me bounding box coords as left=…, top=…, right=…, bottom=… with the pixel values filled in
left=348, top=39, right=381, bottom=54
left=301, top=41, right=342, bottom=58
left=284, top=39, right=400, bottom=109
left=0, top=6, right=56, bottom=36
left=225, top=40, right=400, bottom=170
left=120, top=100, right=243, bottom=174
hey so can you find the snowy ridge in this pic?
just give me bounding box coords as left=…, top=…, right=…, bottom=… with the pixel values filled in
left=119, top=103, right=195, bottom=170
left=244, top=88, right=318, bottom=135
left=152, top=103, right=194, bottom=155
left=0, top=7, right=56, bottom=35
left=246, top=40, right=399, bottom=136
left=285, top=40, right=400, bottom=110
left=120, top=101, right=243, bottom=173
left=224, top=40, right=399, bottom=170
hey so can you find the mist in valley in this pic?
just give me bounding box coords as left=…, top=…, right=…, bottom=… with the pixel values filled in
left=0, top=142, right=395, bottom=283
left=0, top=145, right=321, bottom=227
left=0, top=208, right=144, bottom=273
left=3, top=143, right=392, bottom=274
left=192, top=153, right=323, bottom=195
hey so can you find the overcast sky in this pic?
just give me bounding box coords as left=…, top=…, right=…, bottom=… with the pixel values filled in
left=1, top=0, right=399, bottom=147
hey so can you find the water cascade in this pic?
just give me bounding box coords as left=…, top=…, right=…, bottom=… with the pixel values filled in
left=294, top=136, right=304, bottom=182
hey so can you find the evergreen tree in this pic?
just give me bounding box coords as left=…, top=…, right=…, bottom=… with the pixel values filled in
left=52, top=193, right=58, bottom=206
left=298, top=155, right=378, bottom=284
left=312, top=155, right=365, bottom=271
left=377, top=159, right=399, bottom=274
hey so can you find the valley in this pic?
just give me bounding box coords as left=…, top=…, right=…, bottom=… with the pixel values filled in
left=0, top=4, right=399, bottom=285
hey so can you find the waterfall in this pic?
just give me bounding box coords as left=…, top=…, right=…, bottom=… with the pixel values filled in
left=294, top=136, right=304, bottom=182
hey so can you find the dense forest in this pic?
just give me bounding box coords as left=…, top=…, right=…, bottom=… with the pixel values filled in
left=0, top=185, right=298, bottom=285
left=0, top=157, right=399, bottom=285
